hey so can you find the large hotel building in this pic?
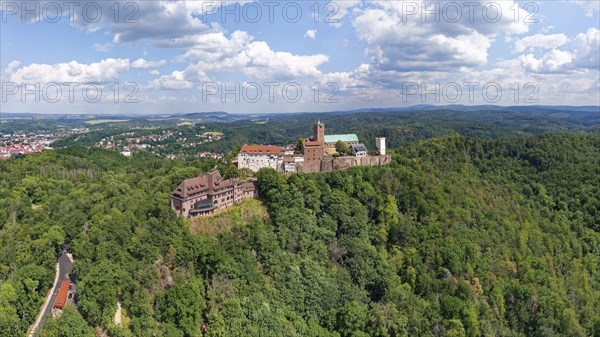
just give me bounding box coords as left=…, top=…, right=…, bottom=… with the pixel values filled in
left=170, top=171, right=257, bottom=218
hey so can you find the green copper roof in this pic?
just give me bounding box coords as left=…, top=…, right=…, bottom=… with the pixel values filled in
left=324, top=134, right=359, bottom=143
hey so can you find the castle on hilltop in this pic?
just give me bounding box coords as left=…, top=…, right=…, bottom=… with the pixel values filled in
left=238, top=121, right=391, bottom=173
left=172, top=121, right=390, bottom=218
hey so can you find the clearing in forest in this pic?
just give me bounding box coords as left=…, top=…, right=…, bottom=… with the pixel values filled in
left=189, top=199, right=268, bottom=236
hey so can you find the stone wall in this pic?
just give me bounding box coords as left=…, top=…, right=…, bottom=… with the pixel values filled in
left=295, top=154, right=391, bottom=174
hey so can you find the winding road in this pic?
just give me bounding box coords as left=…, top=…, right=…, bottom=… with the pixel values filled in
left=28, top=251, right=73, bottom=337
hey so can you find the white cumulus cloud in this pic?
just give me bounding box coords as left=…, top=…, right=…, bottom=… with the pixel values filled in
left=572, top=27, right=600, bottom=69
left=513, top=33, right=569, bottom=53
left=148, top=71, right=196, bottom=90
left=176, top=31, right=329, bottom=81
left=4, top=61, right=21, bottom=75
left=519, top=50, right=575, bottom=74
left=131, top=58, right=167, bottom=68
left=515, top=27, right=599, bottom=73
left=304, top=29, right=318, bottom=40
left=351, top=0, right=531, bottom=78
left=8, top=59, right=130, bottom=83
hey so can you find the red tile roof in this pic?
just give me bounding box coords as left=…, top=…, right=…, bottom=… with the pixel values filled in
left=239, top=144, right=283, bottom=155
left=53, top=280, right=70, bottom=309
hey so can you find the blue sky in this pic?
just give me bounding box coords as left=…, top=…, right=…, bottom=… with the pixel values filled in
left=1, top=0, right=599, bottom=114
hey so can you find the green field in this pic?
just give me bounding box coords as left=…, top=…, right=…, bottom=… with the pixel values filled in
left=84, top=119, right=129, bottom=125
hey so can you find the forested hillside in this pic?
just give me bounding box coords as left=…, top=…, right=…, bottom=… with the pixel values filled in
left=0, top=133, right=598, bottom=337
left=51, top=109, right=599, bottom=158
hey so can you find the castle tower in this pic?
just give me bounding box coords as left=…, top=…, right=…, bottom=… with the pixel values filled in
left=375, top=137, right=386, bottom=155
left=313, top=119, right=325, bottom=142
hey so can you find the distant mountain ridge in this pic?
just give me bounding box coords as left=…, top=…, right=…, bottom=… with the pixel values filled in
left=3, top=105, right=599, bottom=118
left=342, top=105, right=600, bottom=113
left=2, top=105, right=599, bottom=123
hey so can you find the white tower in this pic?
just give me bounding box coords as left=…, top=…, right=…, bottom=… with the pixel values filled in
left=375, top=137, right=386, bottom=155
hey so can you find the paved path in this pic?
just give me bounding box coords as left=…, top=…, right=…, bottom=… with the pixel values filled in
left=114, top=300, right=122, bottom=326
left=28, top=251, right=73, bottom=337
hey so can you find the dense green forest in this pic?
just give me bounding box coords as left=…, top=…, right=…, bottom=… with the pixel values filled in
left=0, top=133, right=598, bottom=336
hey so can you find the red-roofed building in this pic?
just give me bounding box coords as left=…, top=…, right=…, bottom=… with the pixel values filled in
left=239, top=145, right=282, bottom=155
left=237, top=144, right=285, bottom=172
left=53, top=279, right=71, bottom=310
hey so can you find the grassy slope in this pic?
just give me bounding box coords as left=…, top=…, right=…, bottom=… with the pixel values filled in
left=188, top=199, right=268, bottom=236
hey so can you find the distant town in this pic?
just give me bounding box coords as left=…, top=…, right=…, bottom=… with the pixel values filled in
left=96, top=129, right=224, bottom=159
left=0, top=124, right=226, bottom=161
left=0, top=128, right=89, bottom=160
